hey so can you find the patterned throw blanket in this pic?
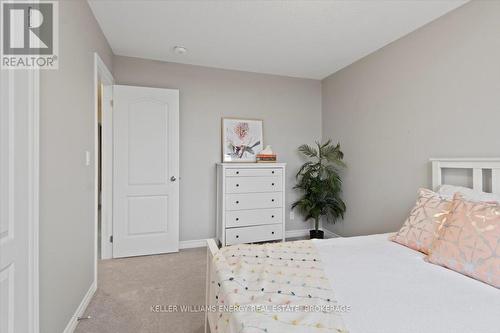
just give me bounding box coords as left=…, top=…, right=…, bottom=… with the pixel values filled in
left=211, top=240, right=348, bottom=333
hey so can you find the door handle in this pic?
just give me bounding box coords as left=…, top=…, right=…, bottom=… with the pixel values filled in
left=170, top=176, right=177, bottom=182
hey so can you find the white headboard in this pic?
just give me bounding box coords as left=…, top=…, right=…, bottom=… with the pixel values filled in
left=431, top=158, right=500, bottom=194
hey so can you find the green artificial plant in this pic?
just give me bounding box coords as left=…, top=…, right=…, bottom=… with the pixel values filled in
left=292, top=140, right=346, bottom=232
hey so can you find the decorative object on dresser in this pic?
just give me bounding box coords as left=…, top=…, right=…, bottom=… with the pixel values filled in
left=222, top=118, right=264, bottom=162
left=292, top=140, right=346, bottom=239
left=256, top=145, right=277, bottom=163
left=216, top=163, right=286, bottom=246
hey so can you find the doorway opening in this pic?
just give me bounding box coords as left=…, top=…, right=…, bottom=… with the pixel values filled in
left=94, top=53, right=114, bottom=272
left=97, top=82, right=102, bottom=259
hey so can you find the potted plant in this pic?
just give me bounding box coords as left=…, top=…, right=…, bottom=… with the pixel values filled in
left=292, top=140, right=346, bottom=239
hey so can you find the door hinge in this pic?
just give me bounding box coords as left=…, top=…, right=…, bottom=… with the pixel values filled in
left=110, top=235, right=113, bottom=243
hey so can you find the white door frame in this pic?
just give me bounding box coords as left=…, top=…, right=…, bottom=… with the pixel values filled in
left=1, top=68, right=39, bottom=332
left=28, top=66, right=40, bottom=333
left=29, top=67, right=40, bottom=333
left=93, top=53, right=114, bottom=267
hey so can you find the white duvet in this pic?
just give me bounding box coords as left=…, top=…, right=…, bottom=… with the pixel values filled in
left=212, top=240, right=348, bottom=333
left=314, top=233, right=500, bottom=333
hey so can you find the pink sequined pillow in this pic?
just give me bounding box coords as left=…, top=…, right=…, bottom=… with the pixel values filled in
left=428, top=194, right=500, bottom=288
left=391, top=188, right=451, bottom=254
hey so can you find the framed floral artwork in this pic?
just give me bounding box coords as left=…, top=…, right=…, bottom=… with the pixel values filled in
left=222, top=118, right=263, bottom=162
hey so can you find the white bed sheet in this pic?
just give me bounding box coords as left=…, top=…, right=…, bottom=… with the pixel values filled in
left=313, top=233, right=500, bottom=333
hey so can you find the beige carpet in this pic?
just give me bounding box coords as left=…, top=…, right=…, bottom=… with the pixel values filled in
left=75, top=247, right=207, bottom=333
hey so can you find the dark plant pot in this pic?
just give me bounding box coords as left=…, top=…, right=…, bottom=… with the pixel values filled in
left=309, top=230, right=324, bottom=239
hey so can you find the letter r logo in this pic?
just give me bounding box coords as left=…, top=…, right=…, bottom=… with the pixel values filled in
left=2, top=2, right=53, bottom=55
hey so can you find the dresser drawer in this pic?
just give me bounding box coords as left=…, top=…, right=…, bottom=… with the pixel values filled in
left=226, top=176, right=282, bottom=193
left=226, top=208, right=282, bottom=228
left=226, top=193, right=282, bottom=211
left=225, top=224, right=283, bottom=245
left=226, top=168, right=282, bottom=177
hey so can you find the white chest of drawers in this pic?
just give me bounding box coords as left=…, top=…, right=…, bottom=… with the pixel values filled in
left=216, top=163, right=286, bottom=246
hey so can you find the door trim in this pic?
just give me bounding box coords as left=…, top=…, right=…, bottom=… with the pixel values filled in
left=29, top=64, right=40, bottom=333
left=61, top=281, right=96, bottom=333
left=4, top=67, right=40, bottom=332
left=93, top=53, right=114, bottom=266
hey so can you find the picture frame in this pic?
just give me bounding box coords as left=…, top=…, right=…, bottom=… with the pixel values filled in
left=222, top=118, right=264, bottom=163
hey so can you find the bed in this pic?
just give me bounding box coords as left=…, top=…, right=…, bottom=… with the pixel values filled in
left=205, top=158, right=500, bottom=333
left=314, top=233, right=500, bottom=333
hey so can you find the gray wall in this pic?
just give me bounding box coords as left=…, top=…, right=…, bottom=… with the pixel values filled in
left=39, top=0, right=113, bottom=332
left=113, top=56, right=322, bottom=240
left=321, top=0, right=500, bottom=237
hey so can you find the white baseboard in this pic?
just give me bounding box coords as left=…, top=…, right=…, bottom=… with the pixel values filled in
left=285, top=229, right=310, bottom=238
left=62, top=281, right=97, bottom=333
left=179, top=238, right=207, bottom=249
left=178, top=228, right=341, bottom=250
left=322, top=228, right=341, bottom=238
left=286, top=228, right=341, bottom=239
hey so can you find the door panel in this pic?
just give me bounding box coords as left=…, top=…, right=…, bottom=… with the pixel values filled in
left=0, top=69, right=33, bottom=333
left=128, top=100, right=168, bottom=185
left=113, top=85, right=179, bottom=258
left=128, top=196, right=168, bottom=235
left=0, top=265, right=14, bottom=333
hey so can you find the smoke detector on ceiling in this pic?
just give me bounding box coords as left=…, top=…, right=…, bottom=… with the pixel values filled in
left=173, top=46, right=188, bottom=55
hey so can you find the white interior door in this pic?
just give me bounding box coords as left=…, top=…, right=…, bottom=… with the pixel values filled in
left=112, top=85, right=179, bottom=258
left=0, top=70, right=38, bottom=333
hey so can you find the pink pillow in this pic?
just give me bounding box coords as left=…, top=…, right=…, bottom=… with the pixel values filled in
left=427, top=194, right=500, bottom=288
left=391, top=188, right=451, bottom=254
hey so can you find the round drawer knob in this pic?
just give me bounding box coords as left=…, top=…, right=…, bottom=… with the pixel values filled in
left=272, top=171, right=275, bottom=174
left=236, top=235, right=239, bottom=238
left=271, top=215, right=275, bottom=218
left=271, top=231, right=275, bottom=235
left=271, top=183, right=275, bottom=186
left=236, top=218, right=239, bottom=221
left=236, top=184, right=240, bottom=187
left=236, top=201, right=239, bottom=204
left=271, top=199, right=275, bottom=202
left=236, top=171, right=240, bottom=174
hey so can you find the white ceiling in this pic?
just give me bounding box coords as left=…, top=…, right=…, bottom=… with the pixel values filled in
left=88, top=0, right=466, bottom=79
